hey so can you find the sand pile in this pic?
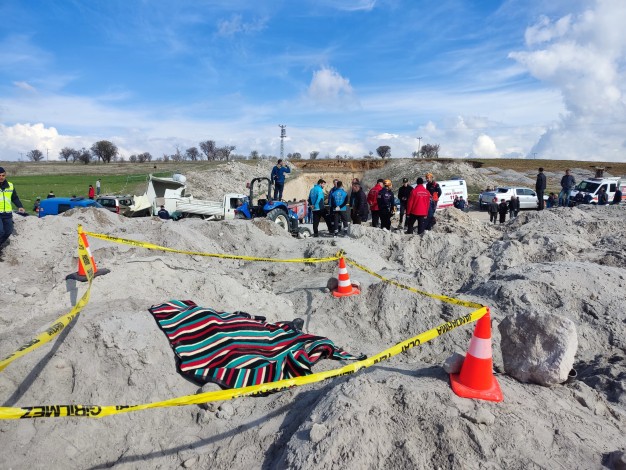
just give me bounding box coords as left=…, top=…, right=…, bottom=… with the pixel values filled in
left=1, top=161, right=625, bottom=469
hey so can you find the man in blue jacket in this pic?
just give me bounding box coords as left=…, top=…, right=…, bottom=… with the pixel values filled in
left=330, top=181, right=349, bottom=237
left=0, top=167, right=26, bottom=252
left=308, top=179, right=327, bottom=237
left=271, top=159, right=291, bottom=201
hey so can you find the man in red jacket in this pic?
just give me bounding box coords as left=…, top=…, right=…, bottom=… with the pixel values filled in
left=406, top=177, right=430, bottom=234
left=367, top=178, right=384, bottom=228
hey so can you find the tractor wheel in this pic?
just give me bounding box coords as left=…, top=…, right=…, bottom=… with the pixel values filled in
left=298, top=227, right=312, bottom=239
left=266, top=208, right=289, bottom=231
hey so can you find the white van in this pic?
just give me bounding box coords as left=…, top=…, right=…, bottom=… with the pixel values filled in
left=569, top=177, right=625, bottom=204
left=411, top=179, right=468, bottom=210
left=435, top=179, right=469, bottom=210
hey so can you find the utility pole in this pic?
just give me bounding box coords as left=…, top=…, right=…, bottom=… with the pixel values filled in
left=46, top=148, right=49, bottom=162
left=279, top=125, right=287, bottom=160
left=417, top=136, right=422, bottom=158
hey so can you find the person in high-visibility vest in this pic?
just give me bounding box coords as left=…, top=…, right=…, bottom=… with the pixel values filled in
left=0, top=167, right=25, bottom=251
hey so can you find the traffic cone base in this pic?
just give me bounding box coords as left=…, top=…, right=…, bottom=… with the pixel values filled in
left=65, top=230, right=110, bottom=282
left=449, top=310, right=503, bottom=402
left=450, top=371, right=503, bottom=402
left=332, top=257, right=360, bottom=298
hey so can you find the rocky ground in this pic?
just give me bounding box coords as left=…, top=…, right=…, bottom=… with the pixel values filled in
left=0, top=159, right=624, bottom=469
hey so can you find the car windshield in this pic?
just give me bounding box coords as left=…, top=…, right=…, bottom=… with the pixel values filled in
left=496, top=188, right=510, bottom=193
left=576, top=181, right=600, bottom=192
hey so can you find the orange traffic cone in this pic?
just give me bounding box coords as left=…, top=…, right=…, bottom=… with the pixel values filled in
left=66, top=230, right=110, bottom=282
left=332, top=257, right=360, bottom=298
left=449, top=310, right=503, bottom=402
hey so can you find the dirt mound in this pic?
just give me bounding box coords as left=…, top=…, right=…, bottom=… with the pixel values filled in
left=1, top=173, right=625, bottom=469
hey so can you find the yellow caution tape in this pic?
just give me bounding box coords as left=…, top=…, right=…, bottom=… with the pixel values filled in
left=345, top=257, right=484, bottom=309
left=0, top=231, right=93, bottom=372
left=83, top=231, right=340, bottom=264
left=0, top=307, right=487, bottom=419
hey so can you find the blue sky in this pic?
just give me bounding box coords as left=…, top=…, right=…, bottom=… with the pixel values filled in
left=1, top=0, right=625, bottom=162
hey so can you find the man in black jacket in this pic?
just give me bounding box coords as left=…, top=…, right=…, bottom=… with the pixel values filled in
left=536, top=167, right=546, bottom=210
left=349, top=181, right=369, bottom=224
left=0, top=167, right=26, bottom=252
left=397, top=177, right=412, bottom=230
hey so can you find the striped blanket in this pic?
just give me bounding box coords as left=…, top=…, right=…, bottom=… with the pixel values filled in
left=149, top=300, right=364, bottom=389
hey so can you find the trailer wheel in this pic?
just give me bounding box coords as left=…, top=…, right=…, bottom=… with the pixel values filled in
left=266, top=208, right=289, bottom=231
left=298, top=227, right=312, bottom=239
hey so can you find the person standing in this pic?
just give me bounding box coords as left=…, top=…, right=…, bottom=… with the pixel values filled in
left=536, top=167, right=546, bottom=210
left=509, top=195, right=520, bottom=218
left=425, top=172, right=441, bottom=230
left=0, top=167, right=26, bottom=251
left=47, top=190, right=55, bottom=199
left=397, top=177, right=412, bottom=230
left=457, top=196, right=466, bottom=211
left=33, top=197, right=41, bottom=213
left=559, top=169, right=576, bottom=207
left=88, top=184, right=95, bottom=199
left=349, top=181, right=369, bottom=224
left=270, top=159, right=291, bottom=201
left=367, top=179, right=384, bottom=228
left=598, top=187, right=609, bottom=205
left=330, top=181, right=350, bottom=237
left=488, top=197, right=499, bottom=224
left=96, top=179, right=101, bottom=196
left=498, top=199, right=508, bottom=224
left=405, top=177, right=430, bottom=235
left=377, top=179, right=395, bottom=231
left=308, top=179, right=326, bottom=238
left=611, top=187, right=622, bottom=205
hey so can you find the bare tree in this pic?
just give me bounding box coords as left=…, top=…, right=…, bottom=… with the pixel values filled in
left=58, top=147, right=77, bottom=162
left=199, top=140, right=217, bottom=160
left=376, top=146, right=391, bottom=159
left=250, top=150, right=259, bottom=160
left=162, top=153, right=170, bottom=162
left=137, top=152, right=152, bottom=163
left=309, top=150, right=319, bottom=160
left=186, top=147, right=200, bottom=161
left=91, top=140, right=118, bottom=163
left=77, top=148, right=92, bottom=165
left=420, top=144, right=440, bottom=159
left=216, top=145, right=235, bottom=162
left=289, top=152, right=302, bottom=160
left=27, top=149, right=44, bottom=162
left=129, top=154, right=138, bottom=163
left=411, top=151, right=420, bottom=159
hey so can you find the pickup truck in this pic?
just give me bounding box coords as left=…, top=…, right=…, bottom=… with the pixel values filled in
left=129, top=174, right=247, bottom=220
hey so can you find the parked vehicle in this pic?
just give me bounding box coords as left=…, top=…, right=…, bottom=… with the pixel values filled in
left=96, top=195, right=133, bottom=215
left=38, top=197, right=104, bottom=217
left=569, top=177, right=625, bottom=205
left=130, top=174, right=247, bottom=220
left=412, top=179, right=468, bottom=210
left=479, top=187, right=538, bottom=211
left=236, top=177, right=311, bottom=238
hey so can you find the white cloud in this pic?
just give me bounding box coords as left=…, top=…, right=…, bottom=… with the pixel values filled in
left=375, top=132, right=398, bottom=140
left=510, top=0, right=626, bottom=160
left=307, top=66, right=358, bottom=108
left=472, top=134, right=499, bottom=158
left=0, top=123, right=88, bottom=160
left=217, top=14, right=267, bottom=37
left=13, top=81, right=37, bottom=92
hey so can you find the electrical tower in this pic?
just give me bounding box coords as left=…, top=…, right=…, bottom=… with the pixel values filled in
left=279, top=125, right=287, bottom=159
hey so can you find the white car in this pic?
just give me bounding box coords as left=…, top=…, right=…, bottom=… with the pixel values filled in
left=479, top=187, right=539, bottom=210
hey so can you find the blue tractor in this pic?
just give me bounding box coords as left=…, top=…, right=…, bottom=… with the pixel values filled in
left=236, top=177, right=311, bottom=238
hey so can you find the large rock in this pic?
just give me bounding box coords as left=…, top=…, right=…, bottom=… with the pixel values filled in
left=498, top=311, right=577, bottom=386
